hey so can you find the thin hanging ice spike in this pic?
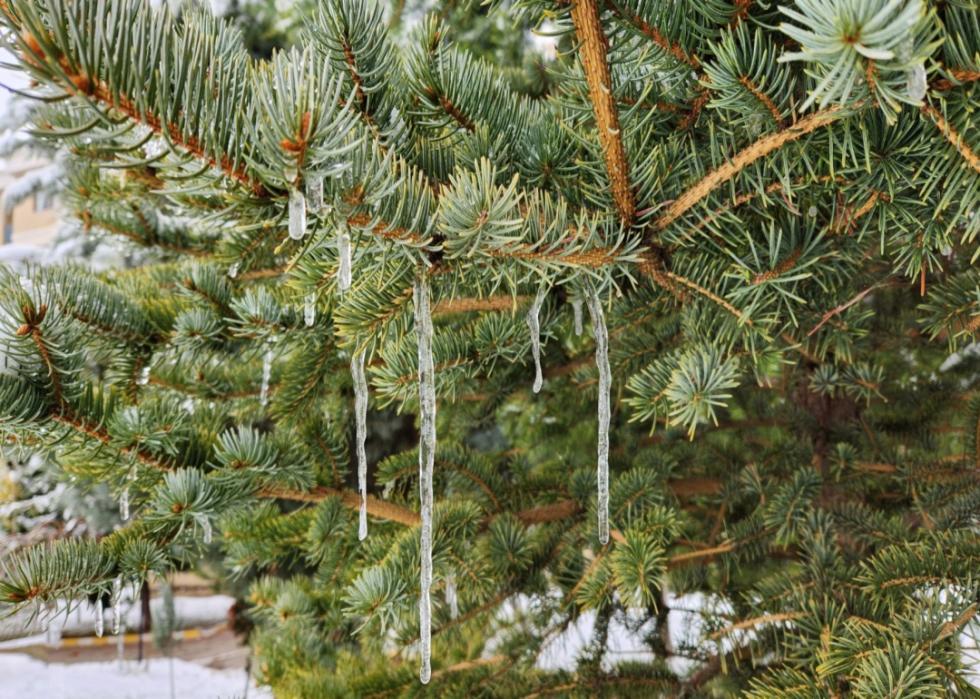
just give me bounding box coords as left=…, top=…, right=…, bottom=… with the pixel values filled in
left=227, top=262, right=239, bottom=279
left=572, top=298, right=584, bottom=336
left=445, top=574, right=459, bottom=619
left=260, top=346, right=273, bottom=408
left=526, top=287, right=546, bottom=393
left=306, top=175, right=323, bottom=214
left=45, top=603, right=61, bottom=647
left=304, top=293, right=316, bottom=327
left=351, top=350, right=369, bottom=541
left=413, top=276, right=436, bottom=685
left=906, top=62, right=927, bottom=101
left=112, top=577, right=123, bottom=635
left=95, top=596, right=104, bottom=638
left=202, top=517, right=213, bottom=544
left=338, top=229, right=352, bottom=293
left=288, top=187, right=307, bottom=240
left=585, top=291, right=611, bottom=545
left=120, top=486, right=129, bottom=521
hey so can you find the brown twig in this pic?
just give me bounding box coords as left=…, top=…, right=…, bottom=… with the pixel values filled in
left=571, top=0, right=636, bottom=224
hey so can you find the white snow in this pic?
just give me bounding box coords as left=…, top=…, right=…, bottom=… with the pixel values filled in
left=0, top=653, right=272, bottom=699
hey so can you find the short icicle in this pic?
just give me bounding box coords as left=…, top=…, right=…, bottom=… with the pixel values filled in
left=306, top=175, right=323, bottom=214
left=120, top=486, right=130, bottom=521
left=351, top=349, right=369, bottom=541
left=413, top=275, right=436, bottom=685
left=202, top=517, right=213, bottom=545
left=338, top=229, right=352, bottom=293
left=445, top=574, right=459, bottom=619
left=95, top=596, right=104, bottom=638
left=526, top=287, right=547, bottom=393
left=288, top=187, right=306, bottom=240
left=572, top=298, right=584, bottom=336
left=585, top=290, right=611, bottom=545
left=260, top=344, right=273, bottom=408
left=304, top=293, right=316, bottom=327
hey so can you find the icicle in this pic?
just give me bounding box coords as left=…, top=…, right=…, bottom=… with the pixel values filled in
left=137, top=366, right=150, bottom=386
left=413, top=276, right=435, bottom=685
left=338, top=229, right=352, bottom=293
left=906, top=62, right=927, bottom=101
left=260, top=345, right=273, bottom=408
left=526, top=287, right=546, bottom=393
left=227, top=262, right=239, bottom=279
left=304, top=293, right=316, bottom=327
left=351, top=349, right=369, bottom=541
left=95, top=596, right=104, bottom=638
left=112, top=577, right=123, bottom=635
left=445, top=574, right=459, bottom=619
left=306, top=175, right=323, bottom=214
left=585, top=291, right=610, bottom=545
left=120, top=485, right=130, bottom=521
left=288, top=187, right=306, bottom=240
left=45, top=603, right=61, bottom=647
left=201, top=517, right=213, bottom=544
left=572, top=298, right=584, bottom=336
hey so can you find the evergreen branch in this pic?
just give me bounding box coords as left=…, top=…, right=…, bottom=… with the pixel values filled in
left=653, top=106, right=846, bottom=231
left=258, top=485, right=421, bottom=527
left=708, top=611, right=804, bottom=640
left=921, top=105, right=980, bottom=174
left=933, top=68, right=980, bottom=92
left=431, top=295, right=529, bottom=315
left=68, top=75, right=264, bottom=196
left=605, top=1, right=701, bottom=68
left=571, top=0, right=636, bottom=223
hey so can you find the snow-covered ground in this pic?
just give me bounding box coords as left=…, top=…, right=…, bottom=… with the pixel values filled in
left=0, top=654, right=272, bottom=699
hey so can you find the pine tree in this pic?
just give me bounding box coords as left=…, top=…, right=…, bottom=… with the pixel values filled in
left=0, top=0, right=979, bottom=696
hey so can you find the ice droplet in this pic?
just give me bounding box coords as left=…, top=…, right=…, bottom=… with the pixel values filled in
left=338, top=229, right=352, bottom=293
left=304, top=293, right=316, bottom=327
left=306, top=175, right=323, bottom=214
left=906, top=62, right=927, bottom=101
left=351, top=349, right=369, bottom=541
left=228, top=262, right=239, bottom=279
left=288, top=188, right=307, bottom=240
left=526, top=287, right=546, bottom=393
left=413, top=276, right=435, bottom=685
left=585, top=291, right=610, bottom=545
left=572, top=298, right=584, bottom=336
left=137, top=365, right=150, bottom=386
left=807, top=206, right=818, bottom=217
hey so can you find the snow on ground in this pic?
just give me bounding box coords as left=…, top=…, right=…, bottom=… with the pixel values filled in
left=0, top=653, right=272, bottom=699
left=0, top=595, right=236, bottom=643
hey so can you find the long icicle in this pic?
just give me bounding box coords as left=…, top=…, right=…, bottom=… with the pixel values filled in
left=526, top=287, right=547, bottom=393
left=585, top=290, right=610, bottom=545
left=413, top=275, right=435, bottom=685
left=351, top=349, right=369, bottom=541
left=112, top=576, right=123, bottom=635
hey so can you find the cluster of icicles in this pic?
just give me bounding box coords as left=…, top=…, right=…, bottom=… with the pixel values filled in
left=227, top=180, right=613, bottom=683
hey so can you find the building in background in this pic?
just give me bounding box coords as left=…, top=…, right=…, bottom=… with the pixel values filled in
left=0, top=149, right=60, bottom=248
